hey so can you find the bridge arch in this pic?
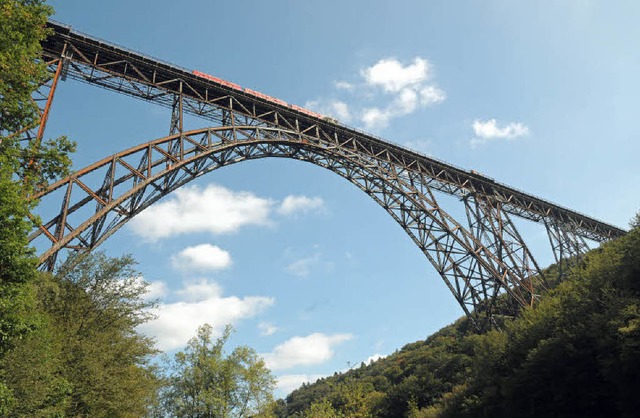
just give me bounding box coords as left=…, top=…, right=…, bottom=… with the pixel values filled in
left=31, top=125, right=541, bottom=327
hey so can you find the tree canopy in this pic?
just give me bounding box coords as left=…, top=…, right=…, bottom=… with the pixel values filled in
left=161, top=323, right=276, bottom=418
left=0, top=252, right=160, bottom=416
left=0, top=0, right=75, bottom=410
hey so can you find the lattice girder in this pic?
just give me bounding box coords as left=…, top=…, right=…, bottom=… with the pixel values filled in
left=544, top=218, right=590, bottom=278
left=463, top=194, right=548, bottom=322
left=40, top=22, right=624, bottom=247
left=31, top=126, right=541, bottom=325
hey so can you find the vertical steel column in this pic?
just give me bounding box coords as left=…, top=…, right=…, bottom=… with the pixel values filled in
left=44, top=179, right=74, bottom=271
left=169, top=90, right=184, bottom=136
left=19, top=52, right=69, bottom=198
left=166, top=84, right=184, bottom=188
left=33, top=56, right=64, bottom=149
left=463, top=194, right=545, bottom=325
left=545, top=219, right=590, bottom=278
left=395, top=168, right=533, bottom=330
left=6, top=46, right=67, bottom=149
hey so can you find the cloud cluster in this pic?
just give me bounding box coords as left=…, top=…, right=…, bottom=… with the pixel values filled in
left=171, top=243, right=232, bottom=272
left=129, top=184, right=325, bottom=241
left=471, top=118, right=530, bottom=146
left=362, top=57, right=430, bottom=93
left=306, top=58, right=530, bottom=149
left=262, top=333, right=353, bottom=371
left=308, top=57, right=445, bottom=131
left=142, top=280, right=169, bottom=301
left=360, top=58, right=445, bottom=129
left=140, top=279, right=274, bottom=351
left=129, top=184, right=272, bottom=240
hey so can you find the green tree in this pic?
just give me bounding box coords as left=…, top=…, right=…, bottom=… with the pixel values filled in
left=304, top=399, right=343, bottom=418
left=429, top=215, right=640, bottom=418
left=163, top=323, right=276, bottom=418
left=1, top=0, right=75, bottom=409
left=0, top=252, right=160, bottom=417
left=330, top=378, right=384, bottom=418
left=0, top=0, right=46, bottom=353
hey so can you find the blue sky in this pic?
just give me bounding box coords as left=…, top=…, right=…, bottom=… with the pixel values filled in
left=43, top=0, right=639, bottom=396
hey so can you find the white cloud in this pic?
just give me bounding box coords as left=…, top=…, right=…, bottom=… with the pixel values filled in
left=286, top=253, right=321, bottom=277
left=357, top=57, right=444, bottom=130
left=171, top=244, right=232, bottom=272
left=395, top=88, right=419, bottom=114
left=129, top=184, right=273, bottom=240
left=362, top=57, right=429, bottom=93
left=140, top=279, right=274, bottom=351
left=334, top=81, right=354, bottom=90
left=276, top=374, right=327, bottom=395
left=471, top=119, right=530, bottom=146
left=305, top=100, right=352, bottom=123
left=145, top=280, right=169, bottom=300
left=258, top=321, right=278, bottom=336
left=277, top=196, right=325, bottom=216
left=174, top=279, right=225, bottom=302
left=307, top=56, right=445, bottom=131
left=360, top=84, right=438, bottom=130
left=262, top=333, right=353, bottom=371
left=330, top=101, right=351, bottom=121
left=130, top=184, right=326, bottom=241
left=361, top=107, right=392, bottom=130
left=133, top=276, right=169, bottom=301
left=419, top=85, right=446, bottom=106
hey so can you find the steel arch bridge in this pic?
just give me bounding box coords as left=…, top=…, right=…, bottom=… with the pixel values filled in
left=19, top=21, right=626, bottom=329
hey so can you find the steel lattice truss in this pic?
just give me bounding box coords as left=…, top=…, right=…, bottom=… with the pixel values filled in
left=30, top=126, right=538, bottom=327
left=25, top=20, right=627, bottom=328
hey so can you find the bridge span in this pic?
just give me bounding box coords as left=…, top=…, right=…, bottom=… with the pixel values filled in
left=22, top=20, right=625, bottom=329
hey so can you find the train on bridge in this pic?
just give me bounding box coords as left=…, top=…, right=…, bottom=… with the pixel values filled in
left=193, top=70, right=338, bottom=124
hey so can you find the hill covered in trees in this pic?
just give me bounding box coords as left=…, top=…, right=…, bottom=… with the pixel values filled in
left=275, top=217, right=640, bottom=417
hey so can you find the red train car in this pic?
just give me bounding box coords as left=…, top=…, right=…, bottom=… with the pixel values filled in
left=193, top=69, right=327, bottom=121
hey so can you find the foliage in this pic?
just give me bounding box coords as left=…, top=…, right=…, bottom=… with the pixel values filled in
left=329, top=378, right=385, bottom=417
left=0, top=0, right=75, bottom=409
left=0, top=0, right=75, bottom=194
left=162, top=323, right=276, bottom=417
left=278, top=321, right=474, bottom=417
left=279, top=215, right=640, bottom=418
left=0, top=252, right=160, bottom=417
left=0, top=0, right=51, bottom=135
left=0, top=0, right=43, bottom=352
left=303, top=399, right=343, bottom=418
left=424, top=221, right=640, bottom=418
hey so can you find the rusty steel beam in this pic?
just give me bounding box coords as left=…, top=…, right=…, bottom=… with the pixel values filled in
left=40, top=20, right=625, bottom=243
left=463, top=194, right=548, bottom=327
left=544, top=218, right=590, bottom=278
left=31, top=126, right=549, bottom=327
left=28, top=20, right=630, bottom=328
left=4, top=53, right=65, bottom=149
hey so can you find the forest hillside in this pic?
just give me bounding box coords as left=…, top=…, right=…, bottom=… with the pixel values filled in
left=275, top=217, right=640, bottom=417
